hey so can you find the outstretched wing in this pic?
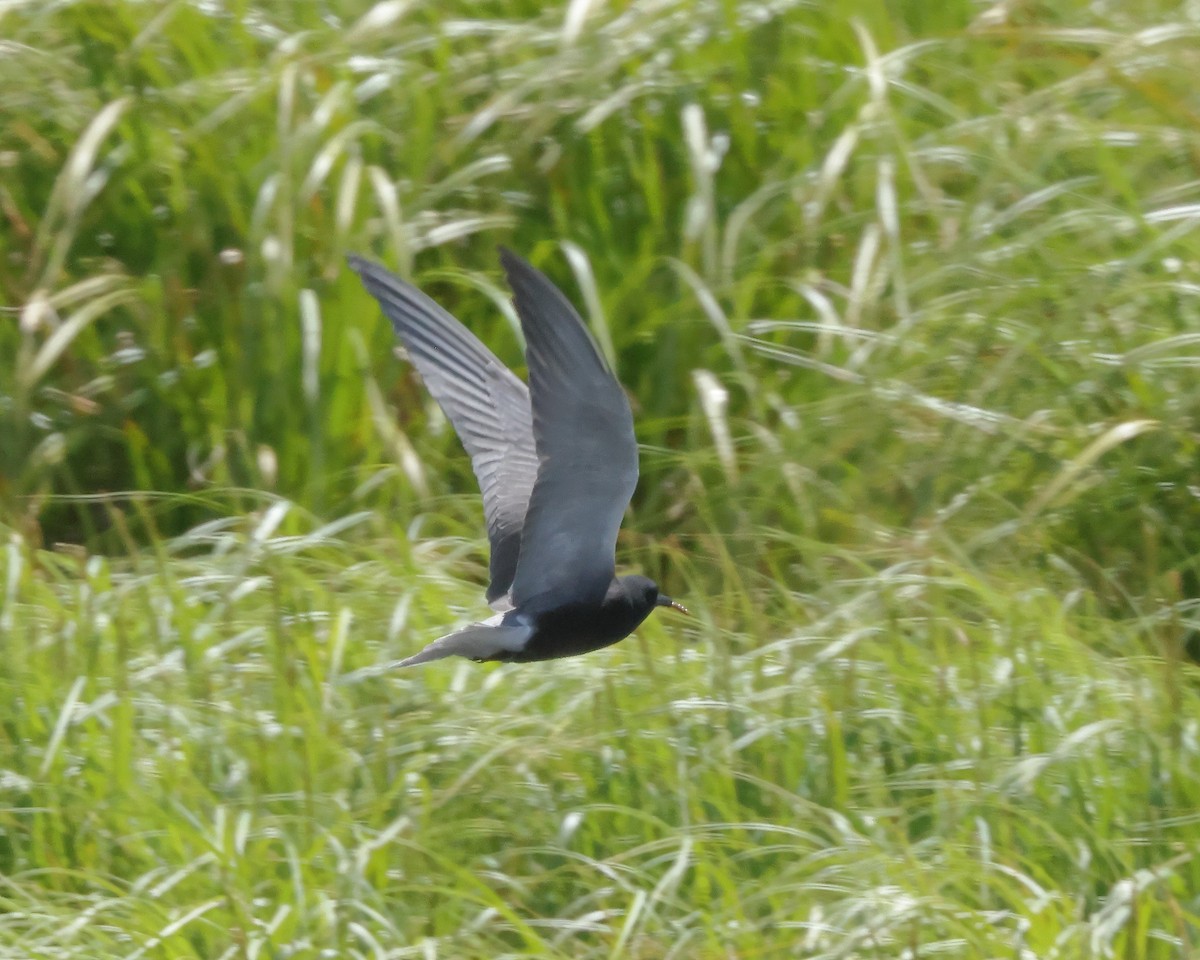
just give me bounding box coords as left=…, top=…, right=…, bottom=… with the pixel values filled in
left=499, top=248, right=639, bottom=611
left=348, top=255, right=538, bottom=604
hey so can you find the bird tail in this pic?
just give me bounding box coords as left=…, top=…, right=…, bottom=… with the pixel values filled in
left=396, top=620, right=533, bottom=667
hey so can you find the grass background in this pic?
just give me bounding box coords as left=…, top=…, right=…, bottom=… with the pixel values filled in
left=3, top=0, right=1200, bottom=956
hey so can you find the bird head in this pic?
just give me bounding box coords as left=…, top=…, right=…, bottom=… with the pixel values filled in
left=619, top=574, right=689, bottom=616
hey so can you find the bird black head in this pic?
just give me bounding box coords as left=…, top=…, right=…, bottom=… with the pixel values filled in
left=618, top=575, right=690, bottom=616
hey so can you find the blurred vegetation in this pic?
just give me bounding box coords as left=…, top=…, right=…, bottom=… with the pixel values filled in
left=2, top=0, right=1200, bottom=956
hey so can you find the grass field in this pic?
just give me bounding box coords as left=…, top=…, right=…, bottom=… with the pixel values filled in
left=3, top=0, right=1200, bottom=956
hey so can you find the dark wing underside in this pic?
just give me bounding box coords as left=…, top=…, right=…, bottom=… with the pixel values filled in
left=348, top=256, right=539, bottom=604
left=499, top=248, right=639, bottom=611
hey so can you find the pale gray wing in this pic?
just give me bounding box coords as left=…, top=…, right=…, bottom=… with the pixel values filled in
left=348, top=255, right=538, bottom=604
left=499, top=248, right=639, bottom=610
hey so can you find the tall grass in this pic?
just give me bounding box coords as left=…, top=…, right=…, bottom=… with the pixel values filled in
left=2, top=0, right=1200, bottom=956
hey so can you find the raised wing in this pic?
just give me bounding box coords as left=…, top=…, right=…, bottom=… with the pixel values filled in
left=499, top=248, right=639, bottom=611
left=348, top=255, right=538, bottom=604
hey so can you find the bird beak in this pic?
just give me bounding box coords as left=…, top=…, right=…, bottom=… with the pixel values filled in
left=657, top=594, right=690, bottom=616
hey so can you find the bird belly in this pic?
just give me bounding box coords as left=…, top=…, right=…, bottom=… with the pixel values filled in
left=496, top=602, right=653, bottom=663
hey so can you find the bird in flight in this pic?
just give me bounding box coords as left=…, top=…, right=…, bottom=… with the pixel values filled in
left=348, top=248, right=688, bottom=666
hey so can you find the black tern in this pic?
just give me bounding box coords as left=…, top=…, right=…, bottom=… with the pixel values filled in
left=348, top=248, right=688, bottom=666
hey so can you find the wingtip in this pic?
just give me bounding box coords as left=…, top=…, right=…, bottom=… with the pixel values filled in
left=345, top=252, right=372, bottom=275
left=347, top=254, right=405, bottom=291
left=497, top=245, right=537, bottom=280
left=498, top=247, right=564, bottom=305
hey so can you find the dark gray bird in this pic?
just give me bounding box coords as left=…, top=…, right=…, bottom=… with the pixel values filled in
left=348, top=248, right=688, bottom=666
